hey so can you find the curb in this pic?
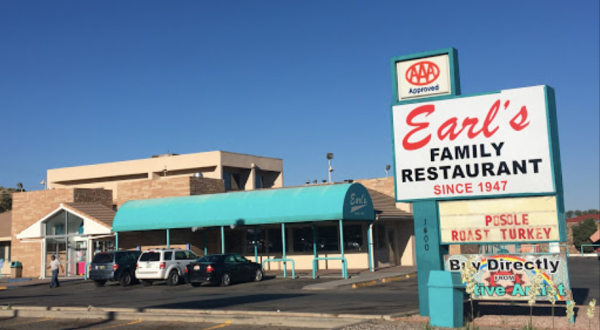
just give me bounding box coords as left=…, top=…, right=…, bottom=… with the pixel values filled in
left=0, top=305, right=383, bottom=329
left=351, top=272, right=417, bottom=289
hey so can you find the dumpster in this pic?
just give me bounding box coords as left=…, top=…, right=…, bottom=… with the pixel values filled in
left=427, top=270, right=464, bottom=328
left=10, top=261, right=22, bottom=278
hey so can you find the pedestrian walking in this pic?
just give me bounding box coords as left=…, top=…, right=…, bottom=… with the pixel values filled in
left=47, top=255, right=64, bottom=288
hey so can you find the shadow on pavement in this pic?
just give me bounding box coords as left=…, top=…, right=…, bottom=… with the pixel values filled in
left=145, top=293, right=309, bottom=310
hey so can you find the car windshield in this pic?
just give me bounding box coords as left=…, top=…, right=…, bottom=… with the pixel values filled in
left=92, top=253, right=114, bottom=263
left=139, top=252, right=161, bottom=262
left=197, top=255, right=222, bottom=263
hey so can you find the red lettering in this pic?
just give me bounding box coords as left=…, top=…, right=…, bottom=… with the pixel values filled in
left=543, top=228, right=552, bottom=239
left=437, top=117, right=465, bottom=141
left=459, top=231, right=466, bottom=241
left=535, top=229, right=543, bottom=240
left=403, top=105, right=434, bottom=151
left=518, top=228, right=526, bottom=240
left=522, top=214, right=529, bottom=225
left=434, top=185, right=441, bottom=195
left=465, top=183, right=473, bottom=193
left=462, top=117, right=483, bottom=139
left=482, top=100, right=501, bottom=137
left=475, top=229, right=482, bottom=241
left=510, top=106, right=530, bottom=131
left=485, top=215, right=492, bottom=226
left=451, top=230, right=458, bottom=241
left=527, top=228, right=535, bottom=239
left=484, top=229, right=490, bottom=239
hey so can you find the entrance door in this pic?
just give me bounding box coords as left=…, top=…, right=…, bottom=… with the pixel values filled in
left=387, top=228, right=397, bottom=266
left=46, top=238, right=66, bottom=278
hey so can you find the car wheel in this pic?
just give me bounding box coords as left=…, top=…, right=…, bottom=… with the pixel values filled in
left=254, top=268, right=263, bottom=282
left=221, top=272, right=231, bottom=286
left=190, top=282, right=201, bottom=288
left=120, top=271, right=132, bottom=287
left=167, top=270, right=180, bottom=287
left=94, top=280, right=106, bottom=287
left=141, top=280, right=153, bottom=287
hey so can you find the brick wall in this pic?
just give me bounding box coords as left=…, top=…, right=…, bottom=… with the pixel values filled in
left=11, top=188, right=112, bottom=278
left=116, top=177, right=225, bottom=207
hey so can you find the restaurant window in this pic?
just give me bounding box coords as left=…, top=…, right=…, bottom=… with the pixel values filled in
left=317, top=225, right=338, bottom=252
left=343, top=224, right=363, bottom=251
left=267, top=228, right=287, bottom=253
left=292, top=227, right=313, bottom=252
left=245, top=228, right=267, bottom=254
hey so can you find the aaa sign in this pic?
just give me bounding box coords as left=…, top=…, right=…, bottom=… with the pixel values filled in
left=439, top=196, right=559, bottom=244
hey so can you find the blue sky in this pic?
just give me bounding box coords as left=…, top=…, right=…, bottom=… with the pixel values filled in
left=1, top=1, right=598, bottom=211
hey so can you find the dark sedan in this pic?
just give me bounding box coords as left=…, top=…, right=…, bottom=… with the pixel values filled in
left=185, top=254, right=263, bottom=287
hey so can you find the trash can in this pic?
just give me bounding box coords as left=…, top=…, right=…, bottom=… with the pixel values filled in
left=427, top=270, right=464, bottom=328
left=10, top=261, right=22, bottom=278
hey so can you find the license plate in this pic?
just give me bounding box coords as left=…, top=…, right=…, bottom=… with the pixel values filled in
left=194, top=265, right=200, bottom=270
left=99, top=265, right=105, bottom=270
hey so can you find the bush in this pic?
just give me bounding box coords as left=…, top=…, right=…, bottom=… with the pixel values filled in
left=572, top=218, right=599, bottom=253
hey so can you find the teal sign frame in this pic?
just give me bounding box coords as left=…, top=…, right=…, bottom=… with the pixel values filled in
left=389, top=48, right=567, bottom=317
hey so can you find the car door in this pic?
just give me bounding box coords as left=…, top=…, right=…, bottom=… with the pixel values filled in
left=174, top=251, right=187, bottom=274
left=223, top=254, right=241, bottom=282
left=234, top=254, right=252, bottom=282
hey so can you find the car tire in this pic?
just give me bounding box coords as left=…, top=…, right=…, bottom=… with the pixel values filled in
left=254, top=268, right=263, bottom=282
left=221, top=272, right=231, bottom=287
left=190, top=282, right=201, bottom=288
left=94, top=280, right=106, bottom=287
left=120, top=271, right=132, bottom=287
left=141, top=280, right=153, bottom=287
left=167, top=270, right=180, bottom=287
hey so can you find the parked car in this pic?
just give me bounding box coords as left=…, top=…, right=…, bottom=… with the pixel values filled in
left=185, top=253, right=263, bottom=287
left=597, top=247, right=600, bottom=260
left=89, top=250, right=142, bottom=287
left=135, top=249, right=199, bottom=286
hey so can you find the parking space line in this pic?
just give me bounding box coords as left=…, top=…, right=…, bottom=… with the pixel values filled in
left=202, top=321, right=232, bottom=330
left=91, top=319, right=142, bottom=330
left=10, top=317, right=54, bottom=326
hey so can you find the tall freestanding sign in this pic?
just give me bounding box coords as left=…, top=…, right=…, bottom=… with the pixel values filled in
left=390, top=48, right=567, bottom=317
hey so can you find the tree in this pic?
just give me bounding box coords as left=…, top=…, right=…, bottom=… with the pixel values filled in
left=0, top=186, right=25, bottom=213
left=572, top=218, right=599, bottom=253
left=566, top=210, right=575, bottom=219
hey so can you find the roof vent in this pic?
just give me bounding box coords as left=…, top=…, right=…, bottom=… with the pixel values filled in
left=151, top=153, right=179, bottom=158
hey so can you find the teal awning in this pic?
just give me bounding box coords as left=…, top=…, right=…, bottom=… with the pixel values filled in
left=112, top=183, right=375, bottom=232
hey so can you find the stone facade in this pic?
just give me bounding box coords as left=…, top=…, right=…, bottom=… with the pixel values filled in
left=11, top=189, right=112, bottom=278
left=116, top=177, right=225, bottom=207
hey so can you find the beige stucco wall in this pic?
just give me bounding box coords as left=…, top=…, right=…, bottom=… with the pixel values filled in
left=47, top=151, right=284, bottom=202
left=246, top=253, right=369, bottom=271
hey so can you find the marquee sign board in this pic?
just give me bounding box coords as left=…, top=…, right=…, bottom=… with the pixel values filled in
left=444, top=253, right=570, bottom=301
left=396, top=54, right=452, bottom=100
left=439, top=196, right=560, bottom=244
left=392, top=85, right=557, bottom=202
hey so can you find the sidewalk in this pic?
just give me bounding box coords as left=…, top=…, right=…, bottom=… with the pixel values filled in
left=0, top=277, right=83, bottom=289
left=301, top=265, right=417, bottom=290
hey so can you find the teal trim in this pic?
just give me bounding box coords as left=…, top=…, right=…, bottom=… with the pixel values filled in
left=282, top=223, right=287, bottom=278
left=220, top=227, right=225, bottom=254
left=113, top=183, right=375, bottom=232
left=254, top=227, right=258, bottom=263
left=545, top=86, right=567, bottom=242
left=367, top=224, right=373, bottom=272
left=413, top=201, right=448, bottom=317
left=262, top=258, right=295, bottom=279
left=427, top=271, right=464, bottom=328
left=339, top=220, right=345, bottom=273
left=312, top=257, right=348, bottom=279
left=390, top=47, right=461, bottom=105
left=396, top=192, right=557, bottom=203
left=312, top=223, right=318, bottom=274
left=115, top=232, right=119, bottom=250
left=580, top=244, right=600, bottom=256
left=166, top=229, right=170, bottom=248
left=203, top=230, right=207, bottom=255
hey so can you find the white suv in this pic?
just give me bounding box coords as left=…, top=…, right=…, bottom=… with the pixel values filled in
left=135, top=249, right=199, bottom=286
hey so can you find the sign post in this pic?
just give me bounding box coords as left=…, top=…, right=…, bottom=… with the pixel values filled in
left=390, top=48, right=566, bottom=318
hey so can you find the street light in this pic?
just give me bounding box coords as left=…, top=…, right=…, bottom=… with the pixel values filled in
left=16, top=182, right=23, bottom=192
left=385, top=165, right=391, bottom=177
left=327, top=153, right=334, bottom=183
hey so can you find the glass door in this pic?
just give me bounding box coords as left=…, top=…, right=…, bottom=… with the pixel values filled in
left=46, top=238, right=66, bottom=278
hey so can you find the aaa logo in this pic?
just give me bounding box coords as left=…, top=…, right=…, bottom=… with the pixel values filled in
left=405, top=61, right=440, bottom=86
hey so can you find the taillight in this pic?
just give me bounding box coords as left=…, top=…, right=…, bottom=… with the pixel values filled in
left=88, top=264, right=92, bottom=271
left=206, top=265, right=214, bottom=273
left=113, top=263, right=118, bottom=271
left=159, top=262, right=166, bottom=269
left=136, top=263, right=139, bottom=269
left=184, top=267, right=188, bottom=274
